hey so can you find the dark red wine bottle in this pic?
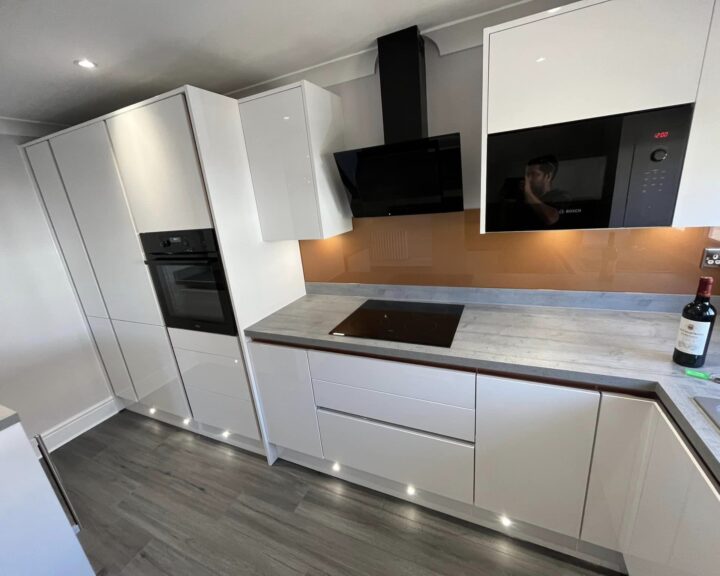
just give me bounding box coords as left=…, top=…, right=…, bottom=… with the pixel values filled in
left=673, top=277, right=716, bottom=368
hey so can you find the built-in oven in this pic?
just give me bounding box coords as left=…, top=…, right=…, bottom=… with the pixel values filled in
left=484, top=104, right=694, bottom=232
left=141, top=228, right=237, bottom=335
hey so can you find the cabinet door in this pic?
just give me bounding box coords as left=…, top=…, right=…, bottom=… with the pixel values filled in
left=674, top=2, right=720, bottom=227
left=106, top=94, right=212, bottom=233
left=50, top=122, right=162, bottom=325
left=175, top=348, right=260, bottom=440
left=581, top=394, right=658, bottom=552
left=239, top=87, right=321, bottom=240
left=86, top=316, right=137, bottom=402
left=625, top=407, right=720, bottom=576
left=25, top=141, right=108, bottom=318
left=248, top=342, right=323, bottom=458
left=474, top=375, right=599, bottom=538
left=487, top=0, right=713, bottom=133
left=112, top=320, right=190, bottom=419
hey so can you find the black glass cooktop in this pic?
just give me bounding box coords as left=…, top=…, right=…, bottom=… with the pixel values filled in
left=330, top=300, right=464, bottom=348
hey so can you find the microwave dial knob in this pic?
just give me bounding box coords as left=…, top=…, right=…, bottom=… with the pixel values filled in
left=651, top=148, right=668, bottom=162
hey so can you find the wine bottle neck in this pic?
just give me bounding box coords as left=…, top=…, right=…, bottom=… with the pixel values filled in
left=695, top=295, right=711, bottom=303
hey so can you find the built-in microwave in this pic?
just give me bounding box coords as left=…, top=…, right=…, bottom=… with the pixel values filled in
left=484, top=104, right=693, bottom=232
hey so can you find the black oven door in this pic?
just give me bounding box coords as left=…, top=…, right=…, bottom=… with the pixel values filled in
left=486, top=115, right=623, bottom=232
left=145, top=256, right=237, bottom=335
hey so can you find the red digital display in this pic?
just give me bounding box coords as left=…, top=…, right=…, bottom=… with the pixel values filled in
left=654, top=131, right=670, bottom=139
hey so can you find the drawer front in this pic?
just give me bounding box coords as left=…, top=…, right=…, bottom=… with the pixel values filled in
left=308, top=350, right=475, bottom=408
left=185, top=387, right=260, bottom=440
left=168, top=328, right=241, bottom=358
left=313, top=379, right=475, bottom=442
left=317, top=409, right=474, bottom=503
left=175, top=348, right=252, bottom=402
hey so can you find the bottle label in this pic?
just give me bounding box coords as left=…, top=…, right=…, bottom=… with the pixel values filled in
left=675, top=318, right=711, bottom=355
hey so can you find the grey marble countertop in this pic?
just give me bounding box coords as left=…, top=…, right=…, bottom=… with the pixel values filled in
left=246, top=294, right=720, bottom=483
left=0, top=403, right=19, bottom=432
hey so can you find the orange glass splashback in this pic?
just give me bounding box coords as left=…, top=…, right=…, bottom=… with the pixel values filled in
left=299, top=210, right=720, bottom=295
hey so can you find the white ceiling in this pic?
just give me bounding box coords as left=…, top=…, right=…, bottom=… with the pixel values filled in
left=0, top=0, right=510, bottom=125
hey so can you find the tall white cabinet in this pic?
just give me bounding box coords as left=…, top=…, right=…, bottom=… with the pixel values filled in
left=239, top=81, right=352, bottom=241
left=106, top=94, right=212, bottom=233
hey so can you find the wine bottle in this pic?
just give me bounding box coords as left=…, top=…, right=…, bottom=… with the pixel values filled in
left=673, top=276, right=716, bottom=368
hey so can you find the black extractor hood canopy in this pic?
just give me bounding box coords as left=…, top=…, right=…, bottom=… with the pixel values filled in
left=334, top=26, right=463, bottom=218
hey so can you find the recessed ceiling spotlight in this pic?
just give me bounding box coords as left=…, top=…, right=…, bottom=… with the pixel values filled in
left=74, top=58, right=97, bottom=70
left=536, top=56, right=547, bottom=63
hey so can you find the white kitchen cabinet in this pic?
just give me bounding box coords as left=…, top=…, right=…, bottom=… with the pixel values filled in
left=581, top=394, right=658, bottom=552
left=674, top=1, right=720, bottom=227
left=170, top=329, right=259, bottom=440
left=50, top=122, right=163, bottom=326
left=106, top=94, right=213, bottom=233
left=238, top=81, right=351, bottom=241
left=624, top=406, right=720, bottom=576
left=112, top=319, right=190, bottom=419
left=485, top=0, right=714, bottom=134
left=0, top=421, right=94, bottom=576
left=86, top=316, right=137, bottom=403
left=25, top=141, right=108, bottom=319
left=317, top=409, right=475, bottom=503
left=248, top=342, right=323, bottom=458
left=474, top=375, right=599, bottom=538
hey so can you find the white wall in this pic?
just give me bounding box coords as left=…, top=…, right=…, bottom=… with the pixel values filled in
left=327, top=41, right=483, bottom=209
left=0, top=130, right=113, bottom=438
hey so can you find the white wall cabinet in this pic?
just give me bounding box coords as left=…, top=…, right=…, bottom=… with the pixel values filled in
left=581, top=394, right=658, bottom=552
left=248, top=342, right=323, bottom=458
left=106, top=94, right=213, bottom=233
left=25, top=141, right=108, bottom=319
left=112, top=319, right=190, bottom=419
left=238, top=81, right=352, bottom=241
left=485, top=0, right=714, bottom=134
left=474, top=375, right=599, bottom=538
left=50, top=122, right=163, bottom=326
left=625, top=406, right=720, bottom=576
left=674, top=1, right=720, bottom=227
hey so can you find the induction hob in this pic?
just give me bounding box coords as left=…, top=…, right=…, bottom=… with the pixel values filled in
left=330, top=299, right=464, bottom=348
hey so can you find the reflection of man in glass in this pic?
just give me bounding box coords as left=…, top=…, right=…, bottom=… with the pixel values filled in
left=523, top=155, right=570, bottom=226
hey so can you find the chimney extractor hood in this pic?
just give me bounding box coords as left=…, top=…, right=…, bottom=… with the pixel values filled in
left=334, top=26, right=463, bottom=218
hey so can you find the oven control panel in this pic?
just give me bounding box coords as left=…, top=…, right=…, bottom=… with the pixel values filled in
left=140, top=228, right=218, bottom=256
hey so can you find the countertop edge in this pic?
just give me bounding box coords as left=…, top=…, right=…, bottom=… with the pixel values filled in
left=245, top=327, right=720, bottom=485
left=0, top=406, right=20, bottom=433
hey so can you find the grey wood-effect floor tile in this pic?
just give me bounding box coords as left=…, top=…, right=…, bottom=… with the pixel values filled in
left=53, top=411, right=615, bottom=576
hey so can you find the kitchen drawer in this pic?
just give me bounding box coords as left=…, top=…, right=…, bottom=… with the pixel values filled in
left=317, top=409, right=474, bottom=503
left=308, top=350, right=475, bottom=409
left=185, top=387, right=260, bottom=440
left=313, top=379, right=474, bottom=441
left=168, top=328, right=241, bottom=358
left=174, top=347, right=252, bottom=402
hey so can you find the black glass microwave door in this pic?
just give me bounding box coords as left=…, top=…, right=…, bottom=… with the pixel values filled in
left=486, top=116, right=622, bottom=232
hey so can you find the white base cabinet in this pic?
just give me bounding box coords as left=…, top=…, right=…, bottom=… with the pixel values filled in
left=474, top=375, right=599, bottom=538
left=317, top=409, right=475, bottom=504
left=112, top=320, right=190, bottom=419
left=248, top=342, right=323, bottom=458
left=625, top=406, right=720, bottom=576
left=170, top=329, right=260, bottom=440
left=581, top=394, right=658, bottom=552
